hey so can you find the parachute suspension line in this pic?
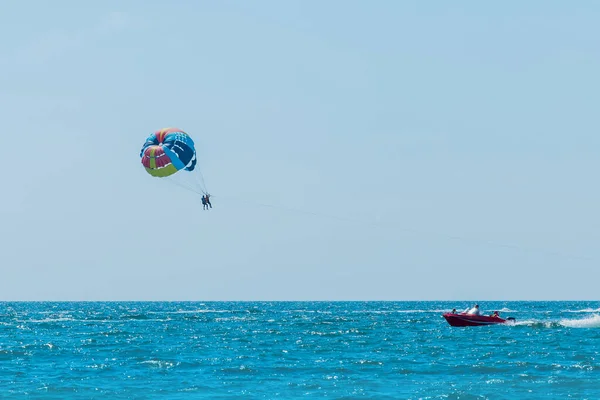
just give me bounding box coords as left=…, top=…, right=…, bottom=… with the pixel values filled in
left=164, top=176, right=205, bottom=196
left=215, top=195, right=595, bottom=263
left=194, top=167, right=208, bottom=195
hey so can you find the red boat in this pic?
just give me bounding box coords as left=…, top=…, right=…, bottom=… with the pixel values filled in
left=442, top=313, right=515, bottom=327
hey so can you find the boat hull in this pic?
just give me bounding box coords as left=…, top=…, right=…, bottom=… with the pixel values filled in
left=443, top=313, right=512, bottom=327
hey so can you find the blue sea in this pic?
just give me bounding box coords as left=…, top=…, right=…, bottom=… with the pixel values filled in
left=1, top=301, right=599, bottom=399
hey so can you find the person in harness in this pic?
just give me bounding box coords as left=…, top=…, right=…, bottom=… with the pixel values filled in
left=203, top=193, right=212, bottom=210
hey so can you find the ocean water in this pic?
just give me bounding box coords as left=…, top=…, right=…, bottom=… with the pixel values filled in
left=1, top=301, right=599, bottom=399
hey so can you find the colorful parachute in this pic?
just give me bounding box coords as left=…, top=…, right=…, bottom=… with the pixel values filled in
left=140, top=127, right=197, bottom=177
left=140, top=127, right=208, bottom=195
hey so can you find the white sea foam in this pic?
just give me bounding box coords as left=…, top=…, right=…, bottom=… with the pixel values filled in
left=559, top=314, right=600, bottom=328
left=140, top=360, right=176, bottom=369
left=564, top=308, right=600, bottom=313
left=18, top=317, right=75, bottom=323
left=509, top=315, right=600, bottom=328
left=510, top=319, right=547, bottom=327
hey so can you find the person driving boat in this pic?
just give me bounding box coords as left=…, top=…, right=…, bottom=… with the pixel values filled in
left=466, top=304, right=481, bottom=315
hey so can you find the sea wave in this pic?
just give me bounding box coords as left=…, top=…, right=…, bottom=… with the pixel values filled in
left=564, top=308, right=600, bottom=313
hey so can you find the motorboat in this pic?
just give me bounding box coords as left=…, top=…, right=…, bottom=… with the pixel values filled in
left=442, top=312, right=515, bottom=327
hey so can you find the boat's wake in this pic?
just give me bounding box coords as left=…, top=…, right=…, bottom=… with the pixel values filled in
left=559, top=314, right=600, bottom=328
left=507, top=314, right=600, bottom=329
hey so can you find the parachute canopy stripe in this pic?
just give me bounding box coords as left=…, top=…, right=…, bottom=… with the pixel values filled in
left=164, top=132, right=194, bottom=146
left=145, top=164, right=178, bottom=177
left=156, top=127, right=184, bottom=143
left=142, top=146, right=173, bottom=170
left=161, top=145, right=186, bottom=170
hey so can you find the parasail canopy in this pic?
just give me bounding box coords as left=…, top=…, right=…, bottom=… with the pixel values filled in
left=140, top=127, right=197, bottom=178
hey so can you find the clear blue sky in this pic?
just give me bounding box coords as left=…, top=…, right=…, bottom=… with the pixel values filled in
left=1, top=1, right=598, bottom=300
